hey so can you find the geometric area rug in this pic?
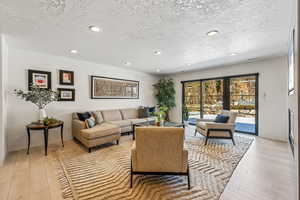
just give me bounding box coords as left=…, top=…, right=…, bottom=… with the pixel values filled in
left=57, top=136, right=253, bottom=200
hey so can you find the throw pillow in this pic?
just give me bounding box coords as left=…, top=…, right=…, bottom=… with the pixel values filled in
left=138, top=107, right=150, bottom=118
left=214, top=114, right=230, bottom=123
left=85, top=116, right=96, bottom=128
left=93, top=111, right=104, bottom=125
left=148, top=107, right=156, bottom=116
left=77, top=112, right=91, bottom=121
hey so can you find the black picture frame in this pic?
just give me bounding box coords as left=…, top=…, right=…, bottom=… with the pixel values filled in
left=28, top=69, right=52, bottom=90
left=59, top=70, right=74, bottom=86
left=90, top=76, right=139, bottom=99
left=57, top=88, right=75, bottom=101
left=288, top=29, right=295, bottom=95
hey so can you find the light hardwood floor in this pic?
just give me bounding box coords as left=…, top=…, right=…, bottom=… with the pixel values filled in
left=0, top=127, right=297, bottom=200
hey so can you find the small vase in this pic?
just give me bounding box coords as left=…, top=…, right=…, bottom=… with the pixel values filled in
left=39, top=108, right=47, bottom=123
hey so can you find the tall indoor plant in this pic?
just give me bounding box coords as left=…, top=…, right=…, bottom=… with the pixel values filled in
left=153, top=78, right=176, bottom=121
left=15, top=84, right=58, bottom=122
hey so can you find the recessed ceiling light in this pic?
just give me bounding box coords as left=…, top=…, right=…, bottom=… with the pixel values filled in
left=206, top=30, right=219, bottom=36
left=88, top=25, right=102, bottom=32
left=124, top=61, right=131, bottom=66
left=154, top=50, right=161, bottom=55
left=230, top=53, right=237, bottom=56
left=70, top=49, right=78, bottom=54
left=156, top=69, right=160, bottom=72
left=186, top=63, right=192, bottom=66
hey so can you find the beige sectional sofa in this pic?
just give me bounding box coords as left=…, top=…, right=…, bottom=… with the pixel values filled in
left=72, top=108, right=155, bottom=152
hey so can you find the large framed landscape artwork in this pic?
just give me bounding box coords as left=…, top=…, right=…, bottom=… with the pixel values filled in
left=91, top=76, right=139, bottom=99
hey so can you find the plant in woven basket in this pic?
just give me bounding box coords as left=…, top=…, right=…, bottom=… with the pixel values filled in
left=14, top=84, right=58, bottom=122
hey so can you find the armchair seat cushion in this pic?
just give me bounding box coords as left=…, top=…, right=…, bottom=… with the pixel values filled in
left=200, top=130, right=233, bottom=137
left=80, top=123, right=120, bottom=139
left=110, top=120, right=132, bottom=127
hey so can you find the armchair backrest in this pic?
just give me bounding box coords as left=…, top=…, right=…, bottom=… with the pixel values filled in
left=135, top=127, right=184, bottom=172
left=221, top=110, right=238, bottom=123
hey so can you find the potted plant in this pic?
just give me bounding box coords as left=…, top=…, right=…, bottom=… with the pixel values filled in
left=154, top=106, right=168, bottom=126
left=153, top=78, right=176, bottom=121
left=15, top=84, right=58, bottom=123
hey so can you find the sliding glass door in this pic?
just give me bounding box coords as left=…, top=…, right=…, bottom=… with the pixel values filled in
left=230, top=76, right=257, bottom=134
left=182, top=74, right=258, bottom=135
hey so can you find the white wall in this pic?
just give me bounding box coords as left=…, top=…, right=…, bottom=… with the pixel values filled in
left=0, top=35, right=8, bottom=164
left=169, top=56, right=288, bottom=141
left=6, top=48, right=158, bottom=152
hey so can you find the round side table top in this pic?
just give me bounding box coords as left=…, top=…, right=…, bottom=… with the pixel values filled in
left=26, top=121, right=64, bottom=129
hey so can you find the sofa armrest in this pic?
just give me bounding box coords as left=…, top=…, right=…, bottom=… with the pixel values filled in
left=72, top=119, right=86, bottom=139
left=182, top=149, right=188, bottom=172
left=131, top=143, right=137, bottom=171
left=206, top=122, right=235, bottom=130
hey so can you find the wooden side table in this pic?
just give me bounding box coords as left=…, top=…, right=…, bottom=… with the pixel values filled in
left=26, top=121, right=64, bottom=156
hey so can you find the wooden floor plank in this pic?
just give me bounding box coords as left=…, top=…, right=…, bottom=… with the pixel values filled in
left=0, top=151, right=18, bottom=200
left=7, top=150, right=30, bottom=200
left=28, top=147, right=51, bottom=200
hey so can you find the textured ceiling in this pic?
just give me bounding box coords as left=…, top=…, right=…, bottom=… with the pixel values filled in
left=0, top=0, right=293, bottom=74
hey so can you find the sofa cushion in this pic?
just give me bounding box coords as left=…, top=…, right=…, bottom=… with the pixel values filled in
left=93, top=111, right=104, bottom=124
left=80, top=123, right=120, bottom=139
left=130, top=118, right=148, bottom=124
left=77, top=112, right=91, bottom=121
left=85, top=116, right=96, bottom=128
left=102, top=110, right=123, bottom=121
left=72, top=113, right=79, bottom=120
left=120, top=108, right=138, bottom=120
left=138, top=107, right=150, bottom=118
left=110, top=120, right=132, bottom=127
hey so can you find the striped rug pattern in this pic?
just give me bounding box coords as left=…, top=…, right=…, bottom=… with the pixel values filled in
left=57, top=136, right=253, bottom=200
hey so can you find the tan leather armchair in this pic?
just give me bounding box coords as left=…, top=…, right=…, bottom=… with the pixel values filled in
left=131, top=127, right=190, bottom=189
left=195, top=110, right=237, bottom=145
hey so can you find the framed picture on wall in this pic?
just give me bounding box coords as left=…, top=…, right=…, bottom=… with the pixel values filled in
left=91, top=76, right=139, bottom=99
left=59, top=70, right=74, bottom=85
left=288, top=29, right=295, bottom=95
left=57, top=88, right=75, bottom=101
left=28, top=69, right=51, bottom=90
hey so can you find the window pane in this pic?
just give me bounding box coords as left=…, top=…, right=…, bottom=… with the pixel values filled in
left=202, top=79, right=223, bottom=119
left=184, top=82, right=201, bottom=123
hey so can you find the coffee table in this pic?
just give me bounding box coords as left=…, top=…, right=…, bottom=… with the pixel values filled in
left=132, top=121, right=185, bottom=140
